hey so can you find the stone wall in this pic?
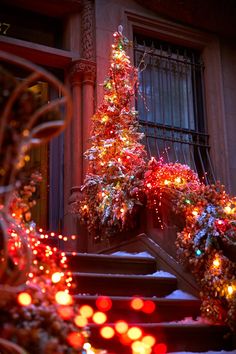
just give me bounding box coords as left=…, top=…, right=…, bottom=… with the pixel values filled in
left=220, top=40, right=236, bottom=194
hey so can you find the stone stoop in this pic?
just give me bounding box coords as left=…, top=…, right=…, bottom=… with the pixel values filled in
left=66, top=252, right=234, bottom=353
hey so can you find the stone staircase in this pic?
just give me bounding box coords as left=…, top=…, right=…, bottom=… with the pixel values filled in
left=66, top=252, right=234, bottom=353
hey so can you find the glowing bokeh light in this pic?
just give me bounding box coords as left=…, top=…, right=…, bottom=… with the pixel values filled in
left=17, top=292, right=32, bottom=306
left=131, top=340, right=149, bottom=353
left=67, top=332, right=84, bottom=348
left=115, top=320, right=129, bottom=334
left=79, top=305, right=94, bottom=318
left=55, top=291, right=73, bottom=305
left=83, top=342, right=92, bottom=350
left=224, top=205, right=232, bottom=214
left=175, top=177, right=181, bottom=184
left=74, top=315, right=88, bottom=327
left=127, top=326, right=142, bottom=340
left=142, top=335, right=156, bottom=347
left=213, top=257, right=221, bottom=268
left=100, top=326, right=115, bottom=339
left=51, top=272, right=62, bottom=283
left=130, top=297, right=144, bottom=310
left=227, top=285, right=234, bottom=295
left=192, top=209, right=199, bottom=217
left=92, top=311, right=107, bottom=324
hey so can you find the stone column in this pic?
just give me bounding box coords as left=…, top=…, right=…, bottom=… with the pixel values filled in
left=69, top=65, right=83, bottom=187
left=64, top=0, right=96, bottom=250
left=68, top=59, right=96, bottom=183
left=82, top=62, right=96, bottom=176
left=81, top=0, right=96, bottom=175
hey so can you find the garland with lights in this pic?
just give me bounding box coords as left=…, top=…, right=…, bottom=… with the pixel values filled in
left=144, top=159, right=236, bottom=331
left=144, top=157, right=201, bottom=227
left=72, top=26, right=146, bottom=240
left=0, top=171, right=87, bottom=353
left=175, top=183, right=236, bottom=330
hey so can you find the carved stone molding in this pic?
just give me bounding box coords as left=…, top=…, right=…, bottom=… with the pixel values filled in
left=81, top=0, right=95, bottom=60
left=69, top=58, right=96, bottom=86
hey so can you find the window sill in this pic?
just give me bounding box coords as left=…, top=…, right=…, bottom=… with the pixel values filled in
left=0, top=35, right=79, bottom=68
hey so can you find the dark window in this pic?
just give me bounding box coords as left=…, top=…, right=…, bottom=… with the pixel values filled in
left=134, top=34, right=215, bottom=183
left=28, top=80, right=65, bottom=232
left=1, top=4, right=63, bottom=48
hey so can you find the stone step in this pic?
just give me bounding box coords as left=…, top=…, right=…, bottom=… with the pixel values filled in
left=88, top=322, right=233, bottom=354
left=67, top=251, right=234, bottom=353
left=66, top=252, right=157, bottom=274
left=73, top=294, right=201, bottom=323
left=72, top=272, right=177, bottom=297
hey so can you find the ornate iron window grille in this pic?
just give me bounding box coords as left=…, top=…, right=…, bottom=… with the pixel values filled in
left=134, top=35, right=215, bottom=184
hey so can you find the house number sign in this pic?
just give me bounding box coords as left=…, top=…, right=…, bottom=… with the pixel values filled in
left=0, top=22, right=10, bottom=35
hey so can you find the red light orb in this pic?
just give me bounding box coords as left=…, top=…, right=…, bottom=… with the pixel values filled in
left=96, top=296, right=112, bottom=311
left=67, top=332, right=84, bottom=348
left=154, top=343, right=167, bottom=354
left=57, top=306, right=74, bottom=320
left=142, top=300, right=156, bottom=314
left=119, top=334, right=132, bottom=346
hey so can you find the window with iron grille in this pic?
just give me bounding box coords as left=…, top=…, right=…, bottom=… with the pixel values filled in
left=134, top=34, right=215, bottom=184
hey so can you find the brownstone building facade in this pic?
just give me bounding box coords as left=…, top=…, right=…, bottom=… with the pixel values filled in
left=1, top=0, right=236, bottom=252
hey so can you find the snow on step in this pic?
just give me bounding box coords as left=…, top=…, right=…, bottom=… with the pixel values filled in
left=111, top=251, right=155, bottom=258
left=147, top=270, right=176, bottom=278
left=165, top=289, right=198, bottom=300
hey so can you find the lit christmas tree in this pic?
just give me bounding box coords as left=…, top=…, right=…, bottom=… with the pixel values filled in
left=77, top=26, right=146, bottom=239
